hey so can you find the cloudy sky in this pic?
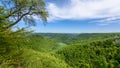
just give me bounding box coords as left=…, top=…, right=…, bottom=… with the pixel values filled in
left=32, top=0, right=120, bottom=33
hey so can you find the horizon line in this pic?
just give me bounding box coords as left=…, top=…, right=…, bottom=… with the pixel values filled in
left=34, top=32, right=120, bottom=34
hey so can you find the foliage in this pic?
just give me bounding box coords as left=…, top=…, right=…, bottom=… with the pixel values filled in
left=1, top=1, right=120, bottom=67
left=0, top=0, right=48, bottom=29
left=25, top=34, right=60, bottom=52
left=55, top=38, right=120, bottom=68
left=0, top=49, right=70, bottom=68
left=40, top=33, right=120, bottom=45
left=1, top=31, right=120, bottom=68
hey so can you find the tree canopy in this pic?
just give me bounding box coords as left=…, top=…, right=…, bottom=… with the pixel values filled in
left=0, top=0, right=48, bottom=30
left=0, top=0, right=48, bottom=67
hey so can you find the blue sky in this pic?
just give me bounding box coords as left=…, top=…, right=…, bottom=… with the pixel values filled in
left=25, top=0, right=120, bottom=33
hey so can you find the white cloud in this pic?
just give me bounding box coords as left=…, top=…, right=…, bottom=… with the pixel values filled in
left=94, top=16, right=120, bottom=25
left=47, top=0, right=120, bottom=23
left=97, top=16, right=120, bottom=22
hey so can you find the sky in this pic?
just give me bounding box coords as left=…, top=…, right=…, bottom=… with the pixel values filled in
left=26, top=0, right=120, bottom=33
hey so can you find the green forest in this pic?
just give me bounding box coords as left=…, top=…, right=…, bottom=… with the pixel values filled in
left=1, top=32, right=120, bottom=68
left=1, top=0, right=120, bottom=68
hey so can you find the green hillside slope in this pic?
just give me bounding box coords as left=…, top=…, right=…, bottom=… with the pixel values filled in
left=1, top=33, right=120, bottom=68
left=55, top=38, right=120, bottom=68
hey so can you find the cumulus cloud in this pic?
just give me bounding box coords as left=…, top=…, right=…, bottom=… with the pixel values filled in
left=47, top=0, right=120, bottom=23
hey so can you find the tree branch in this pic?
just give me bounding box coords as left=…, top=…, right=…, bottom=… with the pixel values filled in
left=5, top=12, right=30, bottom=29
left=4, top=6, right=33, bottom=30
left=5, top=7, right=22, bottom=18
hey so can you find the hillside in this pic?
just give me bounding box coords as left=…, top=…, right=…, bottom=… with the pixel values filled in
left=1, top=33, right=120, bottom=68
left=39, top=33, right=120, bottom=44
left=55, top=38, right=120, bottom=68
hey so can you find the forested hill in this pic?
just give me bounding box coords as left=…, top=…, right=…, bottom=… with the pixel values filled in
left=39, top=33, right=120, bottom=38
left=31, top=33, right=120, bottom=68
left=34, top=33, right=120, bottom=44
left=1, top=32, right=120, bottom=68
left=55, top=37, right=120, bottom=68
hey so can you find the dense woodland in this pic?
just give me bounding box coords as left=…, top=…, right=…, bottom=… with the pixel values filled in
left=1, top=32, right=120, bottom=68
left=1, top=0, right=120, bottom=68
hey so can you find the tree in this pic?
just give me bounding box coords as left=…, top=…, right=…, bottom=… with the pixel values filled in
left=0, top=0, right=48, bottom=66
left=0, top=0, right=48, bottom=30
